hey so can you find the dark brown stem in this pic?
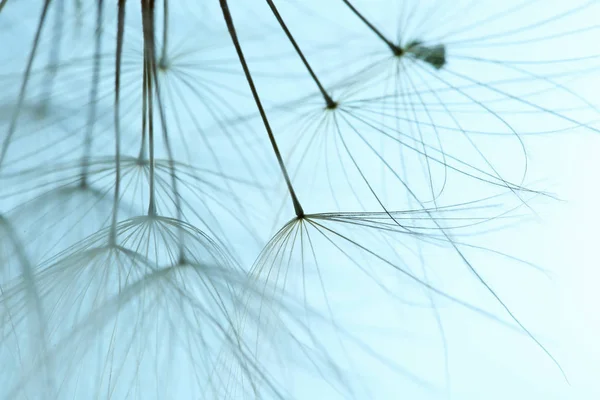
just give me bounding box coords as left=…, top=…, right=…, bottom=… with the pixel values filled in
left=341, top=0, right=403, bottom=55
left=111, top=0, right=127, bottom=244
left=142, top=0, right=186, bottom=257
left=159, top=0, right=169, bottom=68
left=141, top=0, right=157, bottom=216
left=265, top=0, right=336, bottom=108
left=219, top=0, right=304, bottom=218
left=138, top=55, right=148, bottom=161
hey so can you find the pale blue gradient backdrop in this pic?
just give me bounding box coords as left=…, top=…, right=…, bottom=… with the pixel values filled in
left=0, top=0, right=599, bottom=399
left=266, top=1, right=600, bottom=399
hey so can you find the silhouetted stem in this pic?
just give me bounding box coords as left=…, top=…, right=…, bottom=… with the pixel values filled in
left=81, top=0, right=104, bottom=187
left=160, top=0, right=168, bottom=67
left=265, top=0, right=336, bottom=108
left=141, top=0, right=157, bottom=216
left=142, top=0, right=186, bottom=258
left=220, top=0, right=304, bottom=218
left=137, top=59, right=149, bottom=161
left=0, top=0, right=51, bottom=170
left=111, top=0, right=126, bottom=244
left=341, top=0, right=403, bottom=55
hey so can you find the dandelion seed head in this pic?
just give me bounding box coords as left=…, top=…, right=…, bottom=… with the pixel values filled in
left=1, top=0, right=598, bottom=397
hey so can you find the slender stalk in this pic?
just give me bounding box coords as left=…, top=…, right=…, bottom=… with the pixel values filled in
left=341, top=0, right=403, bottom=55
left=265, top=0, right=336, bottom=108
left=142, top=0, right=185, bottom=259
left=138, top=58, right=149, bottom=161
left=219, top=0, right=304, bottom=218
left=81, top=0, right=104, bottom=187
left=159, top=0, right=169, bottom=68
left=146, top=7, right=186, bottom=264
left=0, top=0, right=52, bottom=170
left=145, top=60, right=157, bottom=216
left=110, top=0, right=127, bottom=245
left=141, top=0, right=157, bottom=216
